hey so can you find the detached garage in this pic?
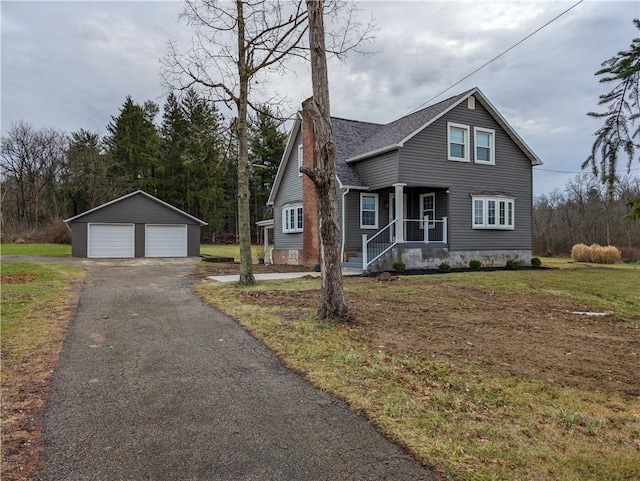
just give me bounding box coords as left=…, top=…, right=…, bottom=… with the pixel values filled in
left=64, top=191, right=207, bottom=258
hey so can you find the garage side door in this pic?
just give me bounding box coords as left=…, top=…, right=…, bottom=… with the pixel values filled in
left=88, top=224, right=135, bottom=258
left=146, top=225, right=187, bottom=257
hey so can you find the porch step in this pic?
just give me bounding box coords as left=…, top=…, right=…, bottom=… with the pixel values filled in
left=342, top=252, right=364, bottom=271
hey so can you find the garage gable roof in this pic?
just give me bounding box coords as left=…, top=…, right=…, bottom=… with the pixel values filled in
left=63, top=190, right=208, bottom=225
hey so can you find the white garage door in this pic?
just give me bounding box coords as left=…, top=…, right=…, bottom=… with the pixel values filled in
left=88, top=224, right=135, bottom=258
left=146, top=225, right=187, bottom=257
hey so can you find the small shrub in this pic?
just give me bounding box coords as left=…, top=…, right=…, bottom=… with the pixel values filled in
left=438, top=262, right=451, bottom=273
left=531, top=257, right=542, bottom=268
left=619, top=246, right=640, bottom=263
left=469, top=259, right=482, bottom=270
left=505, top=259, right=519, bottom=270
left=571, top=243, right=590, bottom=262
left=392, top=260, right=406, bottom=273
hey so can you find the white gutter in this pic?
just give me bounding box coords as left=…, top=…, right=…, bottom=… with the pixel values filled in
left=341, top=187, right=350, bottom=263
left=344, top=144, right=398, bottom=163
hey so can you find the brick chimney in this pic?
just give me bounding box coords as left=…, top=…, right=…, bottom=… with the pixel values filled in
left=301, top=107, right=320, bottom=266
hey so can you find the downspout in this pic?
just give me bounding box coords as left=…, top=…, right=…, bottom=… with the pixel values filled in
left=341, top=187, right=350, bottom=263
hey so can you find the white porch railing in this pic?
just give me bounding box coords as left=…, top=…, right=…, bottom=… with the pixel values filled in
left=362, top=219, right=397, bottom=269
left=362, top=217, right=448, bottom=270
left=403, top=216, right=448, bottom=244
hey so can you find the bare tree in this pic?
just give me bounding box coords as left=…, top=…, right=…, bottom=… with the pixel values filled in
left=162, top=0, right=309, bottom=285
left=162, top=0, right=373, bottom=286
left=299, top=1, right=348, bottom=321
left=1, top=121, right=67, bottom=233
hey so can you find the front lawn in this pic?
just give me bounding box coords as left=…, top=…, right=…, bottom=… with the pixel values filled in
left=195, top=266, right=640, bottom=481
left=200, top=244, right=270, bottom=260
left=1, top=243, right=71, bottom=257
left=1, top=261, right=84, bottom=481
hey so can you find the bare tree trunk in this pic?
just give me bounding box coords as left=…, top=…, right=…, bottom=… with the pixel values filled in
left=236, top=0, right=255, bottom=286
left=302, top=0, right=349, bottom=322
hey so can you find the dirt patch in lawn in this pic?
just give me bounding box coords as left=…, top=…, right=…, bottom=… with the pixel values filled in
left=196, top=261, right=312, bottom=277
left=2, top=274, right=36, bottom=284
left=237, top=278, right=640, bottom=396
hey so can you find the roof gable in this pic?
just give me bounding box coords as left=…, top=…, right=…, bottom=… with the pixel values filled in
left=345, top=87, right=541, bottom=166
left=63, top=190, right=208, bottom=225
left=266, top=87, right=542, bottom=206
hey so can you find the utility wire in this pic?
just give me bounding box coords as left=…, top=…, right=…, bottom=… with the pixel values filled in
left=537, top=167, right=640, bottom=174
left=407, top=0, right=585, bottom=115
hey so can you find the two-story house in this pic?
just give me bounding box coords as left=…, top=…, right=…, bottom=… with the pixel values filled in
left=265, top=87, right=542, bottom=272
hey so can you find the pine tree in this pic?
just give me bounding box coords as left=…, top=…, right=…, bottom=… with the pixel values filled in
left=248, top=107, right=286, bottom=240
left=104, top=96, right=161, bottom=195
left=584, top=18, right=640, bottom=198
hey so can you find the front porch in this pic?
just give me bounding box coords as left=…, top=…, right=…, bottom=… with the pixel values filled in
left=357, top=183, right=450, bottom=271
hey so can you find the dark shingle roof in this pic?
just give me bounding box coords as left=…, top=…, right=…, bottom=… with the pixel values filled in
left=331, top=89, right=474, bottom=187
left=331, top=117, right=383, bottom=187
left=350, top=89, right=473, bottom=156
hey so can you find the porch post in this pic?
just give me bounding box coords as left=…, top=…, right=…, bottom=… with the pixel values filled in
left=443, top=217, right=448, bottom=245
left=263, top=226, right=269, bottom=262
left=362, top=234, right=368, bottom=270
left=392, top=183, right=406, bottom=243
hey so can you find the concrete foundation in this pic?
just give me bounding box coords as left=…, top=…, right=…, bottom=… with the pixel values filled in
left=370, top=246, right=532, bottom=272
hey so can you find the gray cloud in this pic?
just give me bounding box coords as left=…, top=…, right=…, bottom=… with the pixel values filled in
left=2, top=0, right=638, bottom=195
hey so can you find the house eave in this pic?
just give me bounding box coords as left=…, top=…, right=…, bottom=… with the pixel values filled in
left=267, top=113, right=302, bottom=206
left=345, top=144, right=399, bottom=163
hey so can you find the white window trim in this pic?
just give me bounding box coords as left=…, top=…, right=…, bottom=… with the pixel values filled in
left=282, top=204, right=303, bottom=233
left=471, top=196, right=515, bottom=230
left=419, top=193, right=436, bottom=230
left=360, top=192, right=379, bottom=229
left=474, top=127, right=495, bottom=165
left=447, top=122, right=470, bottom=162
left=297, top=144, right=303, bottom=176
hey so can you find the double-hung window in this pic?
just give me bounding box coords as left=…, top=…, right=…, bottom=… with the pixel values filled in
left=472, top=196, right=514, bottom=230
left=474, top=127, right=495, bottom=165
left=282, top=204, right=303, bottom=233
left=447, top=122, right=470, bottom=162
left=360, top=193, right=378, bottom=229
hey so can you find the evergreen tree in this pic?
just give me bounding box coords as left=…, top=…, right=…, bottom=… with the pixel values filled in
left=158, top=92, right=188, bottom=208
left=63, top=129, right=113, bottom=215
left=104, top=96, right=161, bottom=195
left=248, top=107, right=286, bottom=240
left=180, top=89, right=229, bottom=241
left=584, top=19, right=640, bottom=198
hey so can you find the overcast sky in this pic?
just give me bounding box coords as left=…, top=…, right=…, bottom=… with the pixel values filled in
left=2, top=0, right=639, bottom=196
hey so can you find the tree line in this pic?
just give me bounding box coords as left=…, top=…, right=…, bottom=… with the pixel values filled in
left=533, top=173, right=640, bottom=257
left=0, top=89, right=286, bottom=244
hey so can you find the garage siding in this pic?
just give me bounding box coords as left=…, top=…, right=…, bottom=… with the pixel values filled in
left=67, top=191, right=206, bottom=258
left=76, top=194, right=191, bottom=224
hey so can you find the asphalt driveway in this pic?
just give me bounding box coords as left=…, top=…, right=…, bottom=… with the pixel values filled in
left=37, top=258, right=438, bottom=480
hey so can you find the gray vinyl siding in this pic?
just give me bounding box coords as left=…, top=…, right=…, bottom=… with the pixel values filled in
left=71, top=223, right=88, bottom=257
left=135, top=223, right=145, bottom=257
left=342, top=188, right=394, bottom=251
left=75, top=194, right=200, bottom=225
left=353, top=151, right=399, bottom=190
left=399, top=99, right=533, bottom=251
left=273, top=128, right=304, bottom=250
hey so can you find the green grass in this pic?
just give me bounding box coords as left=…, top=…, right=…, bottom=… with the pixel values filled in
left=437, top=267, right=640, bottom=318
left=1, top=243, right=71, bottom=257
left=1, top=261, right=84, bottom=479
left=0, top=243, right=271, bottom=260
left=200, top=244, right=271, bottom=260
left=1, top=262, right=83, bottom=353
left=195, top=267, right=640, bottom=481
left=540, top=256, right=639, bottom=270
